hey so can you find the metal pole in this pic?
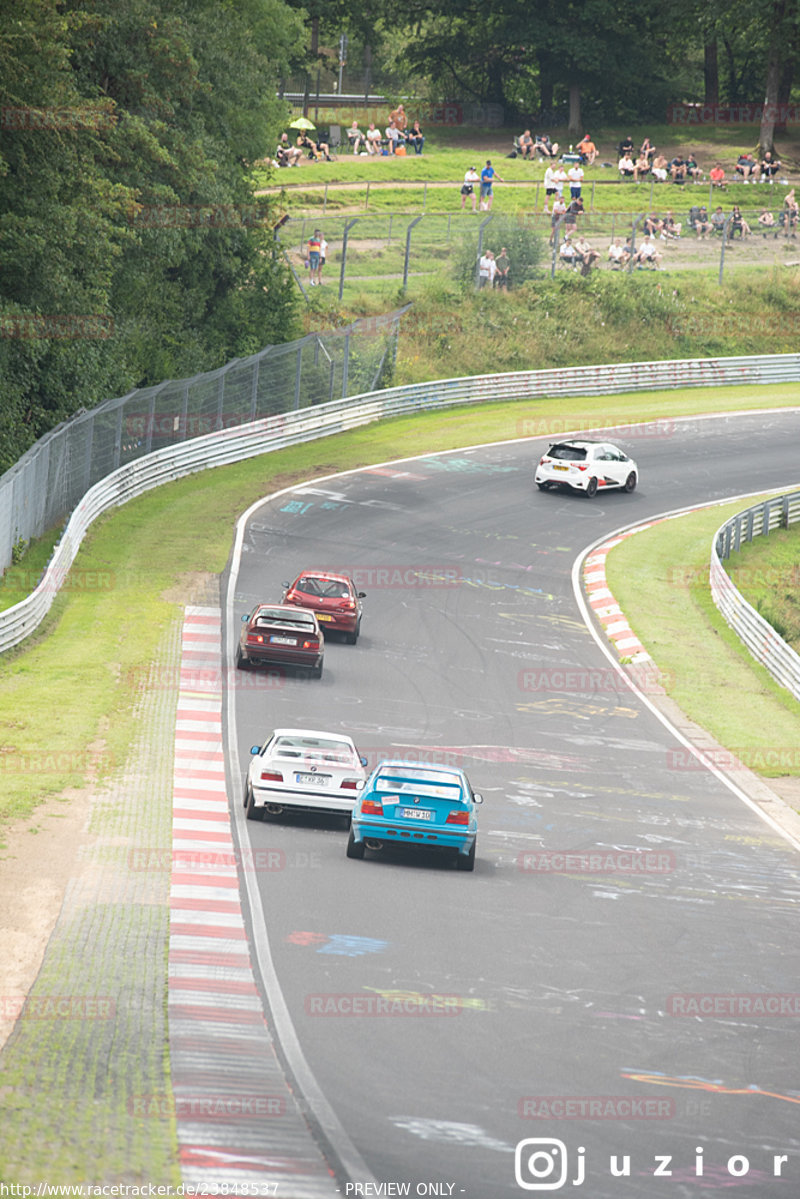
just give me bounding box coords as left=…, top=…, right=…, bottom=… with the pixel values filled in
left=535, top=182, right=540, bottom=211
left=323, top=182, right=328, bottom=215
left=403, top=214, right=423, bottom=291
left=365, top=182, right=370, bottom=210
left=447, top=214, right=451, bottom=241
left=388, top=214, right=393, bottom=245
left=611, top=212, right=616, bottom=241
left=719, top=213, right=734, bottom=285
left=475, top=214, right=494, bottom=289
left=708, top=182, right=713, bottom=208
left=627, top=213, right=645, bottom=274
left=423, top=182, right=427, bottom=212
left=590, top=181, right=595, bottom=213
left=550, top=214, right=566, bottom=278
left=648, top=179, right=654, bottom=208
left=339, top=217, right=359, bottom=301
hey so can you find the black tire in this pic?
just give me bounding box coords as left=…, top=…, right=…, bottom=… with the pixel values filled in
left=243, top=779, right=251, bottom=808
left=624, top=471, right=637, bottom=493
left=585, top=476, right=598, bottom=498
left=236, top=645, right=249, bottom=670
left=346, top=830, right=365, bottom=859
left=311, top=660, right=323, bottom=679
left=536, top=482, right=548, bottom=491
left=456, top=840, right=476, bottom=871
left=245, top=785, right=260, bottom=821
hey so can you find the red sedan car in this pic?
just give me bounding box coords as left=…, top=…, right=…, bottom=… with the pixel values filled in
left=237, top=604, right=324, bottom=677
left=282, top=571, right=366, bottom=644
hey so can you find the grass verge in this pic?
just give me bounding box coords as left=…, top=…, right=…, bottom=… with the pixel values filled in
left=1, top=382, right=799, bottom=830
left=606, top=497, right=800, bottom=780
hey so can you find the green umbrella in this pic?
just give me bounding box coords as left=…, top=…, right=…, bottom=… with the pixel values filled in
left=289, top=117, right=316, bottom=130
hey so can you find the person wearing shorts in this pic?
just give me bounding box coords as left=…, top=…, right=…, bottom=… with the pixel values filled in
left=461, top=166, right=479, bottom=212
left=480, top=160, right=503, bottom=210
left=307, top=229, right=322, bottom=285
left=543, top=164, right=557, bottom=213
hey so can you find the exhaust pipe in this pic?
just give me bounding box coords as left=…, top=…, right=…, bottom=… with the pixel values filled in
left=266, top=804, right=284, bottom=815
left=364, top=839, right=383, bottom=852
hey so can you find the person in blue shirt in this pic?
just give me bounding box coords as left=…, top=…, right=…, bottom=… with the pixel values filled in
left=480, top=160, right=504, bottom=210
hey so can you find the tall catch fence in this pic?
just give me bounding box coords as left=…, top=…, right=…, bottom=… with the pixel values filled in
left=0, top=309, right=406, bottom=570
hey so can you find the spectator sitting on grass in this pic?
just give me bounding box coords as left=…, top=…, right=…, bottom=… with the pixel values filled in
left=385, top=120, right=400, bottom=153
left=710, top=205, right=727, bottom=233
left=735, top=153, right=759, bottom=181
left=297, top=132, right=330, bottom=160
left=559, top=233, right=580, bottom=266
left=644, top=212, right=663, bottom=236
left=577, top=133, right=597, bottom=164
left=652, top=154, right=669, bottom=182
left=761, top=150, right=781, bottom=180
left=365, top=123, right=382, bottom=155
left=618, top=152, right=635, bottom=178
left=608, top=238, right=631, bottom=267
left=640, top=136, right=656, bottom=164
left=730, top=205, right=751, bottom=237
left=618, top=134, right=635, bottom=158
left=633, top=152, right=650, bottom=181
left=670, top=154, right=687, bottom=182
left=347, top=121, right=365, bottom=153
left=574, top=234, right=600, bottom=275
left=758, top=208, right=776, bottom=234
left=535, top=133, right=559, bottom=158
left=660, top=210, right=682, bottom=239
left=519, top=129, right=535, bottom=159
left=633, top=234, right=662, bottom=267
left=694, top=205, right=714, bottom=238
left=407, top=120, right=425, bottom=155
left=709, top=163, right=726, bottom=187
left=685, top=154, right=703, bottom=182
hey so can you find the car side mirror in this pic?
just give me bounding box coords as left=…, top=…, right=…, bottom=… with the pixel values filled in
left=241, top=614, right=248, bottom=622
left=473, top=793, right=484, bottom=804
left=250, top=745, right=260, bottom=755
left=282, top=581, right=290, bottom=588
left=359, top=755, right=368, bottom=767
left=357, top=592, right=366, bottom=599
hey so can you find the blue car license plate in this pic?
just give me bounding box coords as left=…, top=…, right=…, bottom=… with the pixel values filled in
left=400, top=807, right=433, bottom=821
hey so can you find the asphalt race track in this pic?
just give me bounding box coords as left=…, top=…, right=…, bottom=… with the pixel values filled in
left=223, top=409, right=800, bottom=1198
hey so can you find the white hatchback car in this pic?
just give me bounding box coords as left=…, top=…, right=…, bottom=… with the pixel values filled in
left=244, top=728, right=367, bottom=821
left=535, top=440, right=638, bottom=497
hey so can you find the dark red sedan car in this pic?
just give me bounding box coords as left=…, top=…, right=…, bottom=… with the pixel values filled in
left=282, top=572, right=366, bottom=644
left=236, top=604, right=324, bottom=677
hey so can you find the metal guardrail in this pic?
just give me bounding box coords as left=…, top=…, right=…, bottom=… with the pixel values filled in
left=710, top=491, right=800, bottom=700
left=3, top=351, right=800, bottom=656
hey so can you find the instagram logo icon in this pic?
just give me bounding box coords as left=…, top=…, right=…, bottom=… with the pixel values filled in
left=515, top=1139, right=584, bottom=1190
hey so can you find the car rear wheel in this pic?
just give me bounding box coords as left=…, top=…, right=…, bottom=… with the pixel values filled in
left=311, top=660, right=323, bottom=679
left=456, top=841, right=476, bottom=872
left=536, top=482, right=549, bottom=491
left=624, top=471, right=637, bottom=492
left=346, top=830, right=365, bottom=859
left=585, top=476, right=598, bottom=498
left=346, top=619, right=361, bottom=645
left=246, top=785, right=260, bottom=821
left=236, top=645, right=249, bottom=670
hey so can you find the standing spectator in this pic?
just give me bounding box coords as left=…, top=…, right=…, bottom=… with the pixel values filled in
left=494, top=247, right=510, bottom=289
left=550, top=195, right=567, bottom=243
left=694, top=205, right=714, bottom=238
left=709, top=163, right=726, bottom=187
left=577, top=133, right=597, bottom=164
left=543, top=162, right=558, bottom=212
left=567, top=161, right=584, bottom=199
left=407, top=120, right=425, bottom=155
left=480, top=160, right=503, bottom=210
left=365, top=123, right=382, bottom=155
left=478, top=250, right=496, bottom=287
left=307, top=229, right=322, bottom=285
left=564, top=195, right=584, bottom=233
left=389, top=104, right=408, bottom=140
left=460, top=165, right=480, bottom=212
left=783, top=189, right=799, bottom=234
left=761, top=150, right=781, bottom=181
left=552, top=162, right=568, bottom=197
left=346, top=121, right=365, bottom=153
left=318, top=235, right=329, bottom=282
left=735, top=153, right=759, bottom=181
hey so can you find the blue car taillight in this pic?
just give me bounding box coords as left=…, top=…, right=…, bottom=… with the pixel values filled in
left=361, top=799, right=384, bottom=816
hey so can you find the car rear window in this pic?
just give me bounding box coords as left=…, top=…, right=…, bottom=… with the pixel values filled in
left=375, top=767, right=464, bottom=800
left=549, top=444, right=587, bottom=461
left=255, top=610, right=315, bottom=628
left=273, top=736, right=354, bottom=763
left=298, top=576, right=350, bottom=599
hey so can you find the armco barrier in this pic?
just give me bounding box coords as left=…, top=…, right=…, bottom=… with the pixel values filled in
left=710, top=491, right=800, bottom=700
left=2, top=352, right=800, bottom=656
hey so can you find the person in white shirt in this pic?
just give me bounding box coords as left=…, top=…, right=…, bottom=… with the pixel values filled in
left=365, top=123, right=382, bottom=155
left=385, top=121, right=400, bottom=153
left=478, top=250, right=496, bottom=287
left=543, top=164, right=557, bottom=213
left=567, top=163, right=584, bottom=199
left=347, top=121, right=364, bottom=154
left=460, top=166, right=480, bottom=212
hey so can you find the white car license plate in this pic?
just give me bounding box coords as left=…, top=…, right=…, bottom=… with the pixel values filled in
left=296, top=773, right=329, bottom=786
left=401, top=807, right=433, bottom=821
left=270, top=635, right=296, bottom=644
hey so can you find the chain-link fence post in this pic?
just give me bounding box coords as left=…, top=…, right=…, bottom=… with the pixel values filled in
left=627, top=213, right=646, bottom=274
left=339, top=217, right=359, bottom=300
left=719, top=213, right=735, bottom=285
left=403, top=215, right=424, bottom=292
left=475, top=215, right=494, bottom=289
